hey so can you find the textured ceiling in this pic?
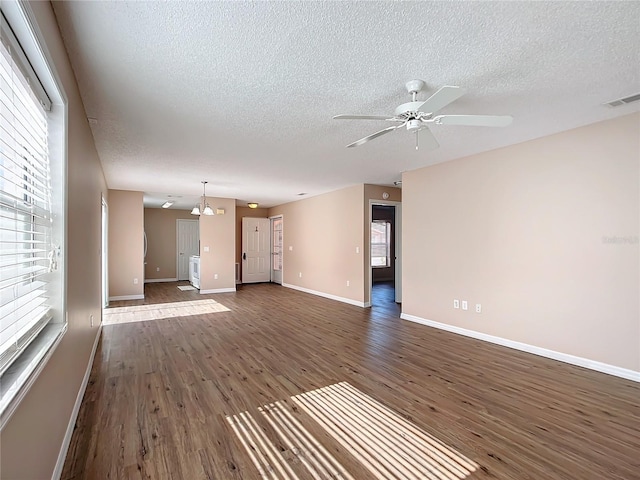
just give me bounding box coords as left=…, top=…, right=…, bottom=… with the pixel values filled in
left=52, top=1, right=640, bottom=209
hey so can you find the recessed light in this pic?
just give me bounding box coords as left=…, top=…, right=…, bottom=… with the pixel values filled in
left=297, top=193, right=307, bottom=196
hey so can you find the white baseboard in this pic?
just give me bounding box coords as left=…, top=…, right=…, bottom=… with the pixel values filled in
left=199, top=288, right=236, bottom=294
left=283, top=283, right=366, bottom=308
left=108, top=294, right=144, bottom=301
left=400, top=313, right=640, bottom=383
left=144, top=277, right=177, bottom=283
left=52, top=324, right=102, bottom=480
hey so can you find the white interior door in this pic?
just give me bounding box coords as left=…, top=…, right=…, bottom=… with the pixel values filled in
left=270, top=216, right=283, bottom=284
left=177, top=219, right=199, bottom=281
left=242, top=217, right=270, bottom=283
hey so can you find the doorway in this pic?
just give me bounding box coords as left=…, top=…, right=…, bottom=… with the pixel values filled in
left=270, top=215, right=283, bottom=284
left=242, top=217, right=270, bottom=283
left=369, top=201, right=401, bottom=308
left=176, top=219, right=199, bottom=281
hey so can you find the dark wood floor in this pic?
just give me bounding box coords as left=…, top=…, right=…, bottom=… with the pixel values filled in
left=62, top=282, right=640, bottom=479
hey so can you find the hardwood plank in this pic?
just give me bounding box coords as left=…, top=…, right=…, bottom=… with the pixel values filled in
left=62, top=282, right=640, bottom=479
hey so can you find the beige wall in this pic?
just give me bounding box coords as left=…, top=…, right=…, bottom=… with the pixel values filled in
left=199, top=197, right=236, bottom=292
left=144, top=208, right=195, bottom=280
left=0, top=2, right=108, bottom=478
left=108, top=190, right=144, bottom=298
left=403, top=113, right=640, bottom=372
left=269, top=185, right=365, bottom=304
left=364, top=184, right=401, bottom=304
left=236, top=206, right=270, bottom=278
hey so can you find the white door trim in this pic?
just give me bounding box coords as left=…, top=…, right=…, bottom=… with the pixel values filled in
left=270, top=214, right=284, bottom=284
left=368, top=199, right=402, bottom=305
left=101, top=196, right=108, bottom=308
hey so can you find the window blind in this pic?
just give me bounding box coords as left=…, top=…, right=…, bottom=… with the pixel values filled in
left=371, top=221, right=391, bottom=267
left=0, top=25, right=53, bottom=375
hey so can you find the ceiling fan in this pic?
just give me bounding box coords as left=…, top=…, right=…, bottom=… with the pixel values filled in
left=334, top=80, right=513, bottom=150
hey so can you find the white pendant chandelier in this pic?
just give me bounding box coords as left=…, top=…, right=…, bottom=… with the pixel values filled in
left=191, top=181, right=214, bottom=216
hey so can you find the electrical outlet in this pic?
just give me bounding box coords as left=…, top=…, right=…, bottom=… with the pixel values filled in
left=214, top=273, right=218, bottom=280
left=156, top=267, right=160, bottom=272
left=133, top=278, right=138, bottom=285
left=453, top=299, right=460, bottom=309
left=475, top=304, right=482, bottom=313
left=462, top=300, right=468, bottom=311
left=355, top=247, right=360, bottom=254
left=299, top=272, right=302, bottom=278
left=346, top=280, right=350, bottom=287
left=90, top=314, right=94, bottom=327
left=289, top=246, right=293, bottom=251
left=204, top=246, right=210, bottom=252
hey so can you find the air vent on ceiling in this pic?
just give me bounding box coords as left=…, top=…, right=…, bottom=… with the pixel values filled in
left=604, top=92, right=640, bottom=108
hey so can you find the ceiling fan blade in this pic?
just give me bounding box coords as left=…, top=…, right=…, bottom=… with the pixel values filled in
left=417, top=127, right=439, bottom=151
left=346, top=124, right=401, bottom=148
left=416, top=86, right=466, bottom=114
left=434, top=114, right=513, bottom=127
left=334, top=114, right=400, bottom=121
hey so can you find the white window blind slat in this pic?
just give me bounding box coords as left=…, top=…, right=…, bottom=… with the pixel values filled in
left=0, top=280, right=45, bottom=308
left=0, top=23, right=53, bottom=375
left=0, top=295, right=48, bottom=334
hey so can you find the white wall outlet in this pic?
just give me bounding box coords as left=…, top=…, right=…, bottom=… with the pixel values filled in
left=462, top=300, right=468, bottom=311
left=453, top=299, right=460, bottom=309
left=289, top=245, right=293, bottom=251
left=90, top=314, right=94, bottom=327
left=346, top=280, right=350, bottom=287
left=475, top=303, right=482, bottom=313
left=133, top=278, right=138, bottom=285
left=299, top=272, right=302, bottom=278
left=204, top=246, right=210, bottom=252
left=156, top=267, right=160, bottom=272
left=214, top=274, right=218, bottom=280
left=355, top=246, right=360, bottom=254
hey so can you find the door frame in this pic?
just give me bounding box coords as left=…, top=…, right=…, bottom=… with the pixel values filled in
left=176, top=219, right=199, bottom=281
left=269, top=214, right=284, bottom=284
left=368, top=199, right=402, bottom=304
left=101, top=196, right=108, bottom=309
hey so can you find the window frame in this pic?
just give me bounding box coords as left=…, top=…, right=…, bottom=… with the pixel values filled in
left=0, top=0, right=67, bottom=429
left=371, top=220, right=391, bottom=268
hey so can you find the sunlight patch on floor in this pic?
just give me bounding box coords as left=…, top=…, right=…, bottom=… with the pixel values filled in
left=227, top=382, right=478, bottom=479
left=103, top=299, right=230, bottom=325
left=227, top=411, right=301, bottom=479
left=293, top=382, right=477, bottom=480
left=260, top=401, right=355, bottom=479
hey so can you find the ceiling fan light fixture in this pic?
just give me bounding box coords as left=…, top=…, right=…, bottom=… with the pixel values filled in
left=406, top=119, right=421, bottom=132
left=247, top=202, right=259, bottom=209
